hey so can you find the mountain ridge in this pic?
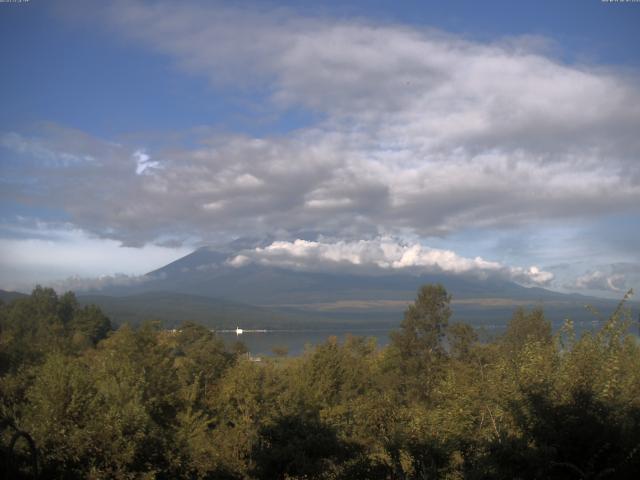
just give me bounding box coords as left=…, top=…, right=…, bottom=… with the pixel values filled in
left=76, top=246, right=636, bottom=330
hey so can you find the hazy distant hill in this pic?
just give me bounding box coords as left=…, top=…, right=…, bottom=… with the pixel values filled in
left=77, top=291, right=341, bottom=330
left=0, top=289, right=28, bottom=303
left=79, top=246, right=637, bottom=330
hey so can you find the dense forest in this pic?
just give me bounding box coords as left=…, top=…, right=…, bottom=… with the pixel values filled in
left=1, top=285, right=639, bottom=479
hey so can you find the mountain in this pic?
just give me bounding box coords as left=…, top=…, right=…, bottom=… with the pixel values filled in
left=115, top=247, right=573, bottom=304
left=0, top=289, right=28, bottom=303
left=79, top=246, right=637, bottom=331
left=77, top=291, right=321, bottom=329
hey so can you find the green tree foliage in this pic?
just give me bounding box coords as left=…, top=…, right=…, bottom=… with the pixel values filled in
left=447, top=322, right=478, bottom=361
left=251, top=413, right=359, bottom=480
left=388, top=283, right=452, bottom=402
left=501, top=306, right=552, bottom=354
left=1, top=285, right=639, bottom=479
left=392, top=284, right=452, bottom=358
left=0, top=287, right=112, bottom=373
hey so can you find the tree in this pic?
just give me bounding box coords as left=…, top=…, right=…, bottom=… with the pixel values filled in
left=251, top=413, right=359, bottom=480
left=69, top=304, right=112, bottom=345
left=447, top=322, right=478, bottom=361
left=392, top=284, right=452, bottom=358
left=501, top=307, right=552, bottom=361
left=388, top=284, right=452, bottom=402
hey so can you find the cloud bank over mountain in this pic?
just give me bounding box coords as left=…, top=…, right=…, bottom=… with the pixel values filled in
left=229, top=238, right=554, bottom=286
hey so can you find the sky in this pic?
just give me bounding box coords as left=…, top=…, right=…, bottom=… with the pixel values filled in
left=1, top=0, right=639, bottom=297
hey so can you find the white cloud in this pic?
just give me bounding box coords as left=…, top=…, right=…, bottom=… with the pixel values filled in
left=0, top=131, right=95, bottom=166
left=50, top=273, right=153, bottom=293
left=235, top=173, right=263, bottom=188
left=0, top=222, right=190, bottom=291
left=2, top=2, right=639, bottom=295
left=509, top=266, right=555, bottom=287
left=134, top=149, right=160, bottom=175
left=4, top=118, right=639, bottom=248
left=3, top=3, right=636, bottom=247
left=227, top=237, right=554, bottom=286
left=575, top=270, right=627, bottom=292
left=103, top=2, right=640, bottom=155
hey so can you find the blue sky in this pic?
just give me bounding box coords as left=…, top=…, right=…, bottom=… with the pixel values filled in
left=1, top=0, right=639, bottom=297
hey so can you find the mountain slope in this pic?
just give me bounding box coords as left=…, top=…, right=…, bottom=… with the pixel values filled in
left=0, top=289, right=28, bottom=303
left=84, top=247, right=637, bottom=329
left=135, top=247, right=585, bottom=304
left=77, top=291, right=320, bottom=329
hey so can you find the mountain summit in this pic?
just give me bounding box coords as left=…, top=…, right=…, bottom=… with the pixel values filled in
left=77, top=244, right=630, bottom=330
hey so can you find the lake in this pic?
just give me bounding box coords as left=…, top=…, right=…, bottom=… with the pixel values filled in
left=218, top=327, right=394, bottom=356
left=217, top=316, right=637, bottom=356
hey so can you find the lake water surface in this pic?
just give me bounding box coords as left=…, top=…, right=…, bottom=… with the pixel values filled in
left=217, top=317, right=633, bottom=356
left=218, top=327, right=394, bottom=356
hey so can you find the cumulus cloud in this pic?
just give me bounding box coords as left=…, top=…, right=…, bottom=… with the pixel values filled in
left=575, top=271, right=626, bottom=292
left=2, top=1, right=640, bottom=298
left=3, top=3, right=639, bottom=248
left=572, top=263, right=639, bottom=293
left=509, top=266, right=555, bottom=287
left=228, top=238, right=554, bottom=286
left=134, top=149, right=160, bottom=175
left=49, top=273, right=153, bottom=293
left=101, top=1, right=640, bottom=155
